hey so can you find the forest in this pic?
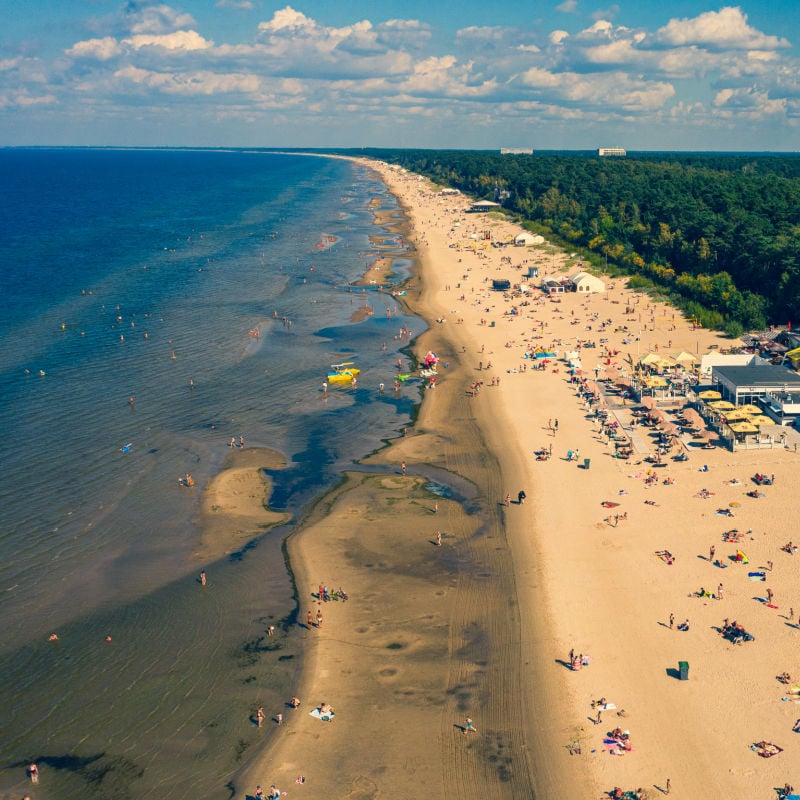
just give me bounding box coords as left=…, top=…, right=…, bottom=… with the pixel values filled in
left=348, top=149, right=800, bottom=336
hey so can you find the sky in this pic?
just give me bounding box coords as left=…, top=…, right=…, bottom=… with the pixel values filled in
left=0, top=0, right=798, bottom=150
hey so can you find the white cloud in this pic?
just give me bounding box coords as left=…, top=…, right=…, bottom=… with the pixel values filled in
left=550, top=30, right=569, bottom=45
left=66, top=37, right=123, bottom=61
left=214, top=0, right=254, bottom=8
left=0, top=90, right=57, bottom=109
left=714, top=86, right=785, bottom=115
left=257, top=6, right=313, bottom=34
left=518, top=66, right=674, bottom=110
left=555, top=0, right=578, bottom=12
left=656, top=6, right=789, bottom=51
left=114, top=65, right=259, bottom=95
left=124, top=30, right=214, bottom=51
left=125, top=4, right=197, bottom=35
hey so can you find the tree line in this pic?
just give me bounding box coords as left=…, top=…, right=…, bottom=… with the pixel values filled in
left=346, top=149, right=800, bottom=337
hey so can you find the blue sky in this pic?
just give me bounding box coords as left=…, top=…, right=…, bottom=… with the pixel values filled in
left=0, top=1, right=797, bottom=150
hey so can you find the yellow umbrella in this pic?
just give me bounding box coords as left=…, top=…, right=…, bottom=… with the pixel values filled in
left=708, top=400, right=735, bottom=411
left=698, top=390, right=722, bottom=400
left=728, top=421, right=759, bottom=434
left=738, top=404, right=762, bottom=415
left=674, top=351, right=698, bottom=365
left=751, top=416, right=776, bottom=426
left=720, top=410, right=751, bottom=422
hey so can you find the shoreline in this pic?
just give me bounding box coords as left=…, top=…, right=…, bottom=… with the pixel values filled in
left=235, top=155, right=800, bottom=800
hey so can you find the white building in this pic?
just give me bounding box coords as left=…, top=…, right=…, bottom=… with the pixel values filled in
left=569, top=270, right=605, bottom=293
left=514, top=232, right=545, bottom=246
left=598, top=148, right=627, bottom=157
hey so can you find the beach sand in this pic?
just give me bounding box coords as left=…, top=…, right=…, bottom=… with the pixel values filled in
left=232, top=159, right=800, bottom=800
left=196, top=448, right=290, bottom=563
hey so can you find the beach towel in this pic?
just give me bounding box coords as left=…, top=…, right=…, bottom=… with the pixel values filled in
left=748, top=571, right=766, bottom=581
left=752, top=741, right=782, bottom=758
left=310, top=708, right=335, bottom=721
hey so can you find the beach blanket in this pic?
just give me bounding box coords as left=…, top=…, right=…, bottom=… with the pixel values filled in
left=752, top=741, right=782, bottom=758
left=748, top=571, right=766, bottom=581
left=310, top=708, right=335, bottom=722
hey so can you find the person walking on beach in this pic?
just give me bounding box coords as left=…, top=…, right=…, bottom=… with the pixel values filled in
left=28, top=764, right=39, bottom=784
left=709, top=544, right=716, bottom=561
left=436, top=531, right=442, bottom=546
left=316, top=609, right=323, bottom=628
left=464, top=717, right=477, bottom=734
left=401, top=461, right=407, bottom=475
left=717, top=583, right=724, bottom=600
left=665, top=777, right=671, bottom=794
left=669, top=612, right=675, bottom=629
left=306, top=610, right=313, bottom=628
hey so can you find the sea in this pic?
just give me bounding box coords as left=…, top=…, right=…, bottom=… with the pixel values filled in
left=0, top=148, right=421, bottom=799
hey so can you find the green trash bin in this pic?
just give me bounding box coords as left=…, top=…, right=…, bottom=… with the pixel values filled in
left=679, top=660, right=689, bottom=680
left=584, top=458, right=591, bottom=470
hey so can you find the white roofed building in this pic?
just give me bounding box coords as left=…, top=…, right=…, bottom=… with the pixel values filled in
left=569, top=271, right=605, bottom=293
left=514, top=232, right=545, bottom=246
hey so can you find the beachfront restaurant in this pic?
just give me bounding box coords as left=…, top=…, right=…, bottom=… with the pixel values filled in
left=711, top=364, right=800, bottom=407
left=708, top=364, right=800, bottom=448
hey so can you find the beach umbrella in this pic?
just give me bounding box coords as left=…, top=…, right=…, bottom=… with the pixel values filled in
left=708, top=400, right=735, bottom=411
left=720, top=409, right=751, bottom=422
left=641, top=396, right=657, bottom=410
left=656, top=355, right=677, bottom=368
left=752, top=416, right=776, bottom=426
left=639, top=352, right=661, bottom=365
left=698, top=390, right=722, bottom=401
left=738, top=404, right=763, bottom=415
left=682, top=408, right=704, bottom=427
left=661, top=422, right=680, bottom=437
left=728, top=421, right=759, bottom=434
left=674, top=351, right=698, bottom=365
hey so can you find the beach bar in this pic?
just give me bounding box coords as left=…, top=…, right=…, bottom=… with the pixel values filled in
left=711, top=364, right=800, bottom=407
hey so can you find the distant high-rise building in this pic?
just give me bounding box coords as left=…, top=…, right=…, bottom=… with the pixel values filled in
left=598, top=147, right=627, bottom=157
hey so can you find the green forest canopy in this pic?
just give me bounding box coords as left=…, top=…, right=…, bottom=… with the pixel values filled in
left=346, top=149, right=800, bottom=336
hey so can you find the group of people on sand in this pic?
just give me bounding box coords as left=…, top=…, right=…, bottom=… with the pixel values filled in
left=254, top=783, right=281, bottom=800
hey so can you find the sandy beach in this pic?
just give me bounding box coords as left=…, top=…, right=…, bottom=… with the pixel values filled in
left=231, top=158, right=800, bottom=800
